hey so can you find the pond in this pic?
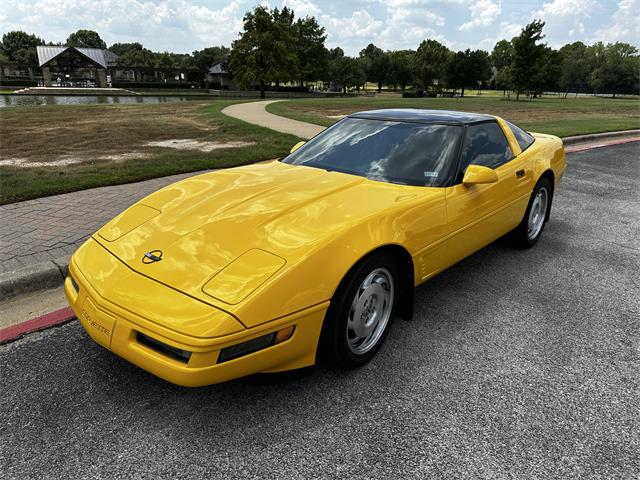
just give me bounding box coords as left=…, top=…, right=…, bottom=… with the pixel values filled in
left=0, top=95, right=216, bottom=108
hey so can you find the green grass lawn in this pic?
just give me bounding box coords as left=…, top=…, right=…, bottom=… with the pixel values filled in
left=266, top=95, right=640, bottom=137
left=0, top=100, right=300, bottom=204
left=2, top=94, right=638, bottom=204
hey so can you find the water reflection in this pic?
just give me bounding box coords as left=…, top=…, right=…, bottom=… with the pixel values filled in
left=0, top=94, right=214, bottom=108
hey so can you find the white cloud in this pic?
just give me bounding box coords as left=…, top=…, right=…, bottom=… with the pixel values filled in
left=474, top=21, right=522, bottom=50
left=532, top=0, right=600, bottom=47
left=0, top=0, right=244, bottom=53
left=282, top=0, right=321, bottom=17
left=352, top=1, right=446, bottom=51
left=534, top=0, right=596, bottom=17
left=379, top=23, right=440, bottom=50
left=1, top=0, right=635, bottom=58
left=568, top=21, right=585, bottom=37
left=458, top=0, right=501, bottom=32
left=388, top=7, right=445, bottom=26
left=385, top=0, right=463, bottom=5
left=386, top=0, right=430, bottom=5
left=321, top=10, right=384, bottom=40
left=594, top=0, right=640, bottom=44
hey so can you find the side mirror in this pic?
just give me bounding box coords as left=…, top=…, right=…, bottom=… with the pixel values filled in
left=462, top=165, right=498, bottom=185
left=290, top=141, right=306, bottom=154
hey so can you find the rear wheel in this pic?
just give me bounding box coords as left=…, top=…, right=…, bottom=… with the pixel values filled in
left=320, top=253, right=398, bottom=368
left=511, top=177, right=552, bottom=248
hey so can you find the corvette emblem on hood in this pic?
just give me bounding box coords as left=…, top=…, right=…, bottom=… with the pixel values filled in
left=142, top=250, right=163, bottom=264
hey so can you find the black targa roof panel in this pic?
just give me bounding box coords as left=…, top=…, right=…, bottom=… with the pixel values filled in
left=348, top=109, right=495, bottom=125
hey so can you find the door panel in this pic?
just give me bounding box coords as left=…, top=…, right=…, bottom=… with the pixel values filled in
left=444, top=121, right=534, bottom=264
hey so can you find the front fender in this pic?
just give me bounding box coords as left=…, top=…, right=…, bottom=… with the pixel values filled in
left=231, top=196, right=442, bottom=328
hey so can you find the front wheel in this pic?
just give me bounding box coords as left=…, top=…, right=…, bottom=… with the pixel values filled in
left=319, top=253, right=398, bottom=368
left=511, top=177, right=552, bottom=248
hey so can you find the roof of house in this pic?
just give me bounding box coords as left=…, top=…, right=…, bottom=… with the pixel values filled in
left=36, top=46, right=118, bottom=68
left=349, top=109, right=495, bottom=125
left=209, top=63, right=229, bottom=74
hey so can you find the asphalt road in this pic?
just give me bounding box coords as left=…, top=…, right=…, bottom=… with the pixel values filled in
left=2, top=143, right=639, bottom=479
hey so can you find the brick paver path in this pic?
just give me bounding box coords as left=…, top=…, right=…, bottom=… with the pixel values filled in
left=0, top=171, right=207, bottom=273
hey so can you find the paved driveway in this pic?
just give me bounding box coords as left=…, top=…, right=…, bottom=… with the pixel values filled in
left=1, top=143, right=638, bottom=479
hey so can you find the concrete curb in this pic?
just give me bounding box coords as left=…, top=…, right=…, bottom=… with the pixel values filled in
left=0, top=307, right=75, bottom=344
left=0, top=255, right=70, bottom=301
left=561, top=129, right=640, bottom=145
left=1, top=130, right=638, bottom=302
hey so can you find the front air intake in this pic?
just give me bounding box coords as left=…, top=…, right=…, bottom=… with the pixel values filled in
left=137, top=332, right=192, bottom=363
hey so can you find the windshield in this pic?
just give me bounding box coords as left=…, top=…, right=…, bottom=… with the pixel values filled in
left=282, top=117, right=463, bottom=187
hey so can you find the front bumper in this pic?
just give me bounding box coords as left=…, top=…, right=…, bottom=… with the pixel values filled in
left=65, top=253, right=327, bottom=388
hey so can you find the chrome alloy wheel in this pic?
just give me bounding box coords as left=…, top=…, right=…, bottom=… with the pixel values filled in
left=346, top=267, right=394, bottom=355
left=527, top=186, right=548, bottom=240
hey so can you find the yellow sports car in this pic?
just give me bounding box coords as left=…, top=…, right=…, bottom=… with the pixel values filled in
left=65, top=109, right=566, bottom=387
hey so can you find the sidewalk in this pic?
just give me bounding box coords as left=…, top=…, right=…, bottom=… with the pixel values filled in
left=222, top=100, right=325, bottom=139
left=0, top=170, right=206, bottom=274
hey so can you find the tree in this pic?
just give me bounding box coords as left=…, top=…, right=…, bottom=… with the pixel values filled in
left=531, top=46, right=562, bottom=96
left=1, top=31, right=44, bottom=63
left=328, top=47, right=344, bottom=60
left=324, top=47, right=344, bottom=85
left=293, top=16, right=327, bottom=87
left=191, top=46, right=229, bottom=71
left=171, top=53, right=195, bottom=71
left=413, top=39, right=451, bottom=92
left=229, top=5, right=298, bottom=98
left=330, top=56, right=366, bottom=93
left=116, top=46, right=155, bottom=67
left=509, top=20, right=546, bottom=100
left=154, top=52, right=177, bottom=69
left=589, top=42, right=639, bottom=97
left=359, top=43, right=389, bottom=92
left=66, top=29, right=106, bottom=49
left=445, top=49, right=491, bottom=97
left=272, top=6, right=299, bottom=86
left=12, top=47, right=39, bottom=67
left=490, top=39, right=513, bottom=94
left=109, top=42, right=144, bottom=56
left=558, top=41, right=591, bottom=97
left=387, top=50, right=415, bottom=91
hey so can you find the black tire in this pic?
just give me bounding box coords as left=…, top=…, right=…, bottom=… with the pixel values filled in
left=511, top=177, right=553, bottom=248
left=319, top=252, right=398, bottom=368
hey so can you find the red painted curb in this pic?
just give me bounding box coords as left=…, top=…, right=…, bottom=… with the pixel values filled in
left=0, top=307, right=75, bottom=344
left=566, top=137, right=639, bottom=153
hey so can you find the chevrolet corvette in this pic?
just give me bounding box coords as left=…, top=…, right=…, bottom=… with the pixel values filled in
left=65, top=109, right=566, bottom=386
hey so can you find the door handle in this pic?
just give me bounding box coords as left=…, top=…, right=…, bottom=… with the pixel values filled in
left=516, top=169, right=525, bottom=178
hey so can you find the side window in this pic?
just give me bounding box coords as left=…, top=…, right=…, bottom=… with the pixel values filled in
left=457, top=122, right=513, bottom=182
left=506, top=121, right=535, bottom=152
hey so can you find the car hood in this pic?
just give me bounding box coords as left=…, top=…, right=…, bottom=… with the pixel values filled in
left=94, top=161, right=420, bottom=311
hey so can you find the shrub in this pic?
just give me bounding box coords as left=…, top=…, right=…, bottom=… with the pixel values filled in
left=0, top=79, right=38, bottom=87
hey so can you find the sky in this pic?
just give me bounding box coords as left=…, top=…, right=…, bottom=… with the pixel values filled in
left=1, top=0, right=638, bottom=55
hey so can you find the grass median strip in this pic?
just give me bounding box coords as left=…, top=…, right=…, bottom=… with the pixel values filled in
left=266, top=95, right=640, bottom=137
left=0, top=100, right=301, bottom=204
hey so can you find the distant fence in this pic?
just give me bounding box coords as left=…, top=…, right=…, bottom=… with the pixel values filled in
left=208, top=89, right=371, bottom=98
